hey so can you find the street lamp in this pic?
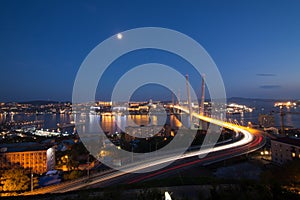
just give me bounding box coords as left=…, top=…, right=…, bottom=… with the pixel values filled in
left=260, top=151, right=264, bottom=159
left=31, top=171, right=33, bottom=192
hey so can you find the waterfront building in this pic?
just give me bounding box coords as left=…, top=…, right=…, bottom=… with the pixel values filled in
left=0, top=142, right=55, bottom=174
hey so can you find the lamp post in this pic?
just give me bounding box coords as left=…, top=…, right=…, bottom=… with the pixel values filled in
left=87, top=153, right=90, bottom=178
left=31, top=170, right=33, bottom=192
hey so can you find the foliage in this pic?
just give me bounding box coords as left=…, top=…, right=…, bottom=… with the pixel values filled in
left=0, top=168, right=30, bottom=196
left=56, top=142, right=92, bottom=171
left=63, top=170, right=83, bottom=180
left=32, top=175, right=39, bottom=189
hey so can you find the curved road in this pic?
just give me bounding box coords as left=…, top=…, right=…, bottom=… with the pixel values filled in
left=23, top=106, right=265, bottom=195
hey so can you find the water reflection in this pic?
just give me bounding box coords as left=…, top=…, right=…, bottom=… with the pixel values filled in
left=128, top=115, right=150, bottom=126
left=286, top=112, right=294, bottom=127
left=100, top=115, right=115, bottom=134
left=74, top=113, right=186, bottom=136
left=1, top=106, right=300, bottom=134
left=0, top=113, right=6, bottom=124
left=227, top=106, right=300, bottom=129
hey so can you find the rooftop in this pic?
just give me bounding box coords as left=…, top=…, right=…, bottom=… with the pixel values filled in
left=0, top=142, right=51, bottom=153
left=272, top=137, right=300, bottom=147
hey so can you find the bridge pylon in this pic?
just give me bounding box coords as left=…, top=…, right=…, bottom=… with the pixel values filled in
left=185, top=74, right=193, bottom=129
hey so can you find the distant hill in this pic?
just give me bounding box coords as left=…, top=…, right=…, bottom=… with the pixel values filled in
left=228, top=97, right=298, bottom=102
left=228, top=97, right=277, bottom=103
left=18, top=100, right=60, bottom=105
left=227, top=97, right=297, bottom=110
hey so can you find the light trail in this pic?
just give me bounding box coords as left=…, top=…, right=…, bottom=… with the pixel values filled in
left=59, top=106, right=263, bottom=192
left=128, top=135, right=263, bottom=184
left=173, top=105, right=256, bottom=156
left=23, top=106, right=264, bottom=195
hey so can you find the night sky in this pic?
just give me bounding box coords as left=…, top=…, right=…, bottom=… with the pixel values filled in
left=1, top=0, right=300, bottom=102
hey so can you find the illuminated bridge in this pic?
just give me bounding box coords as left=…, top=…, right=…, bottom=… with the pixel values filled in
left=23, top=105, right=265, bottom=195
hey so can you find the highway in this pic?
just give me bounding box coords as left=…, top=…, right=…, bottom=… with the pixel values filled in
left=23, top=106, right=265, bottom=196
left=127, top=134, right=263, bottom=184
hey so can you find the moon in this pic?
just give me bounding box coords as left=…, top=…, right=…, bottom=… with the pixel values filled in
left=117, top=33, right=123, bottom=39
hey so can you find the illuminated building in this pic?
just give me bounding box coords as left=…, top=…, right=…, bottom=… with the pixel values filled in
left=128, top=102, right=150, bottom=114
left=97, top=101, right=112, bottom=106
left=274, top=101, right=297, bottom=108
left=271, top=137, right=300, bottom=165
left=0, top=143, right=55, bottom=174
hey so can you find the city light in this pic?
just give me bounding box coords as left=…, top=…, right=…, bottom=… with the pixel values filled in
left=1, top=1, right=300, bottom=198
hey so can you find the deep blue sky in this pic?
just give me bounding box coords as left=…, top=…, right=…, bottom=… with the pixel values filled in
left=1, top=0, right=300, bottom=102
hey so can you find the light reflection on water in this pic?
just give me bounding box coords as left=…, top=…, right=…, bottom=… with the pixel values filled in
left=228, top=106, right=300, bottom=128
left=1, top=106, right=300, bottom=132
left=75, top=113, right=185, bottom=135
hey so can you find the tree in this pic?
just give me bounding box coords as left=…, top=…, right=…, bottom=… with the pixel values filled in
left=63, top=170, right=83, bottom=181
left=0, top=168, right=30, bottom=196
